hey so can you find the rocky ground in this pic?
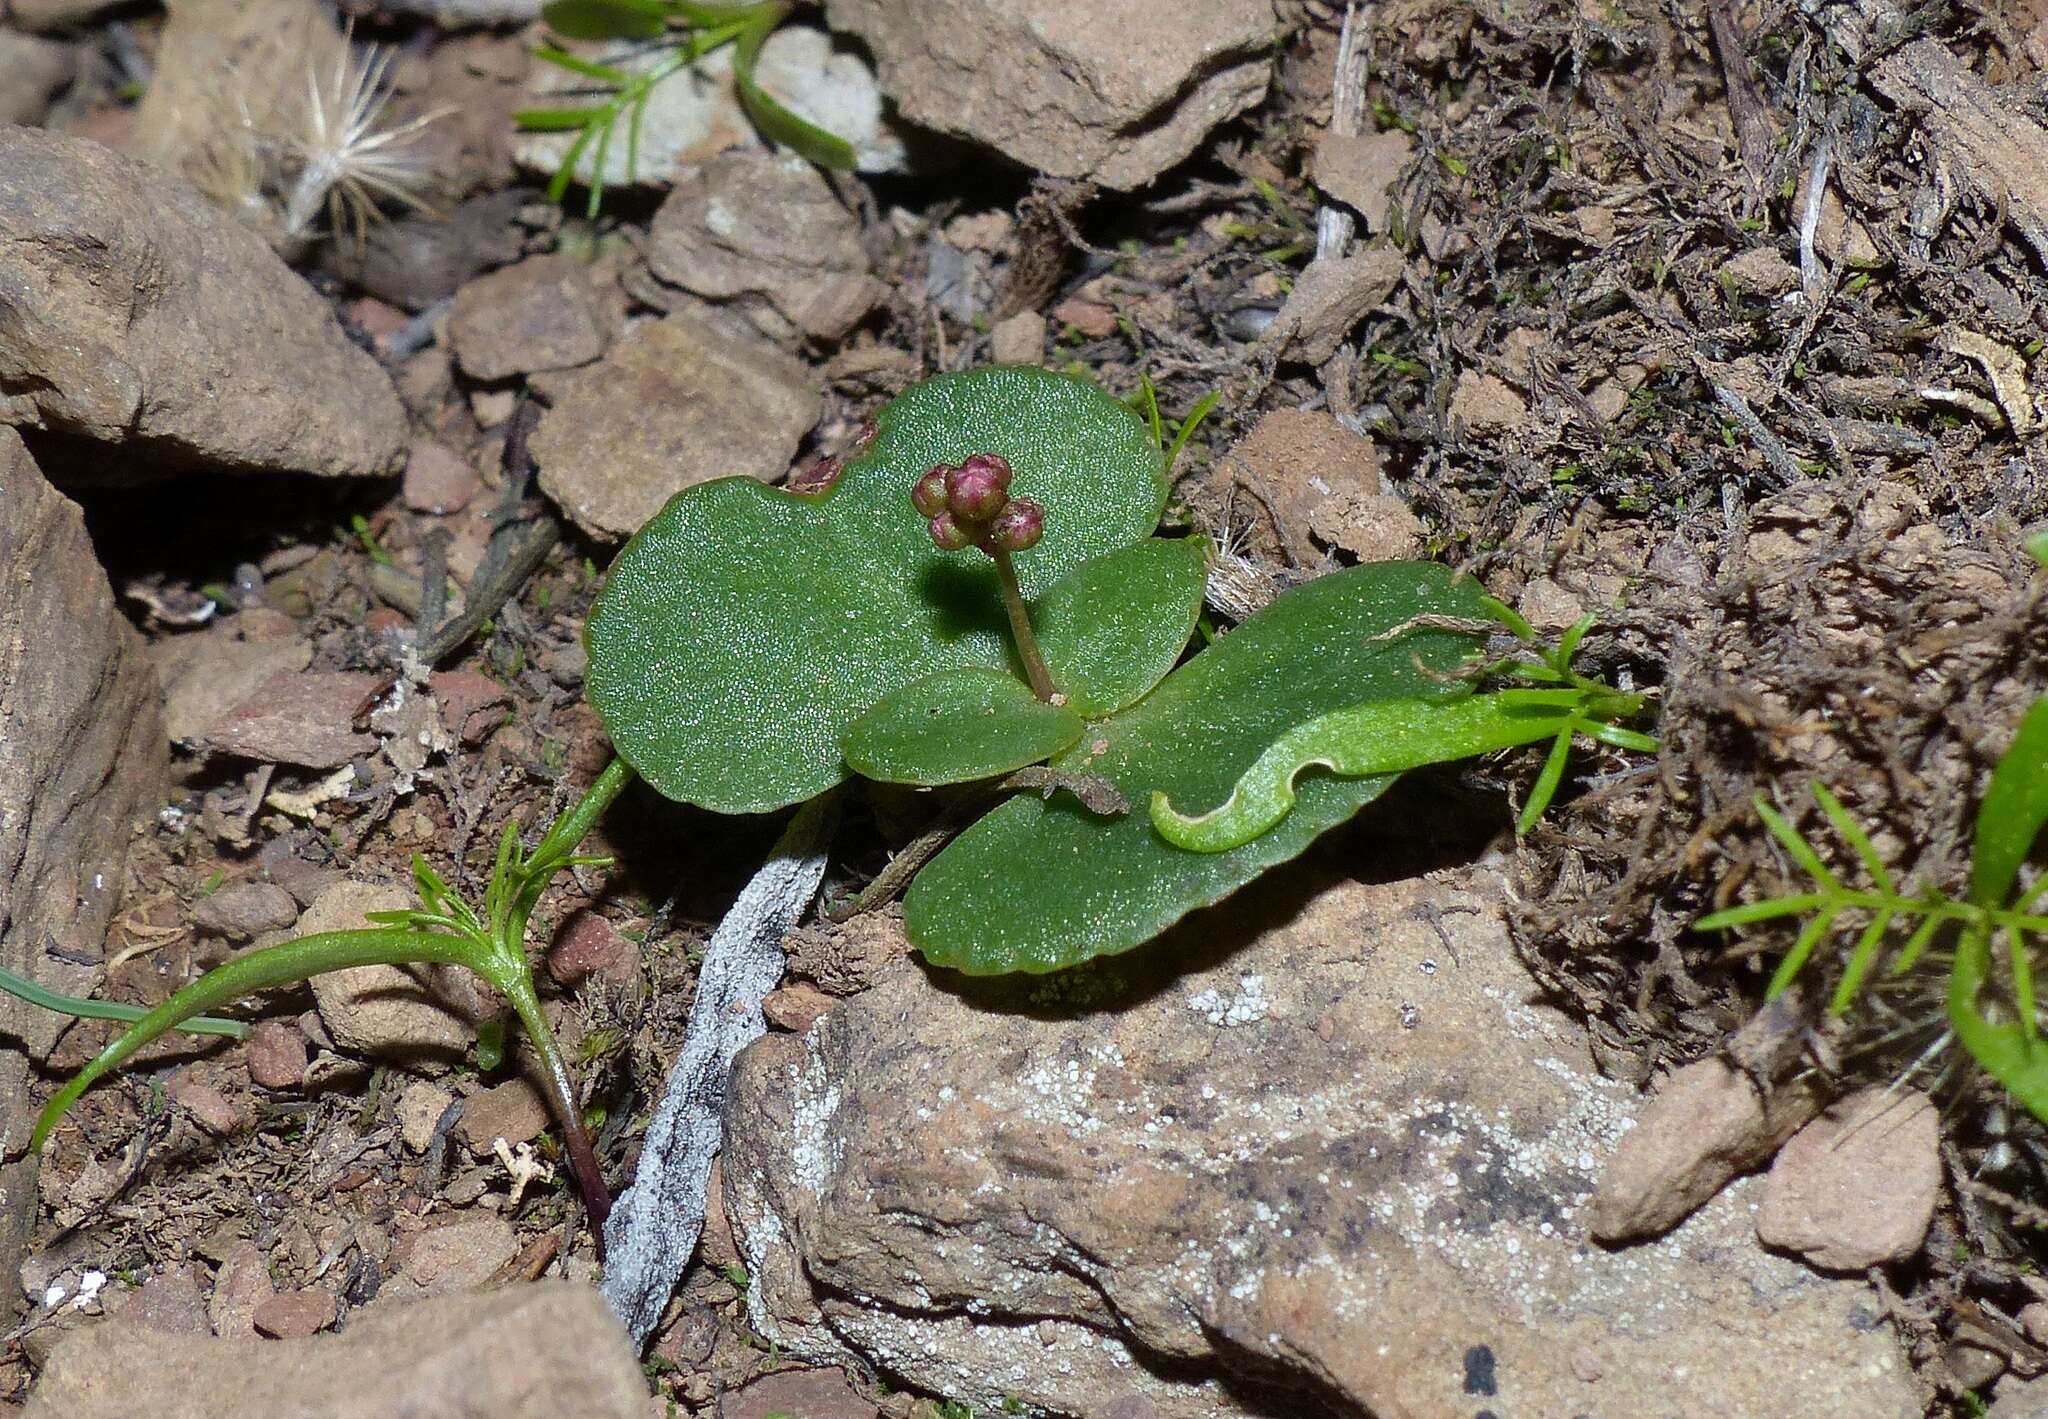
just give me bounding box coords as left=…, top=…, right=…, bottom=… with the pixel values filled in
left=1, top=0, right=2046, bottom=1415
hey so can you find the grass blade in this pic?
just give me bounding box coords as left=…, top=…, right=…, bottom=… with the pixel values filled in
left=32, top=929, right=478, bottom=1150
left=1755, top=794, right=1842, bottom=893
left=1765, top=905, right=1838, bottom=999
left=1516, top=727, right=1575, bottom=835
left=1890, top=912, right=1944, bottom=975
left=1695, top=893, right=1832, bottom=930
left=1828, top=907, right=1894, bottom=1015
left=1810, top=780, right=1894, bottom=895
left=0, top=966, right=246, bottom=1039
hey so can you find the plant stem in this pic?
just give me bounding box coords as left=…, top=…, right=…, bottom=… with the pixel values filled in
left=990, top=548, right=1059, bottom=703
left=501, top=973, right=612, bottom=1242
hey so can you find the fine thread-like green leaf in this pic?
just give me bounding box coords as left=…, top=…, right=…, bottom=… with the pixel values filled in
left=1515, top=727, right=1576, bottom=836
left=33, top=930, right=482, bottom=1150
left=1694, top=893, right=1835, bottom=930
left=0, top=966, right=246, bottom=1039
left=1829, top=907, right=1895, bottom=1015
left=1811, top=780, right=1894, bottom=896
left=1765, top=906, right=1839, bottom=999
left=1754, top=795, right=1843, bottom=893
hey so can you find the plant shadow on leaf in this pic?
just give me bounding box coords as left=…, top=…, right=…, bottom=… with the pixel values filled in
left=913, top=559, right=1010, bottom=643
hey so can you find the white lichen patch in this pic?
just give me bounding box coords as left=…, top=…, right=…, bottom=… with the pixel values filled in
left=1186, top=971, right=1272, bottom=1027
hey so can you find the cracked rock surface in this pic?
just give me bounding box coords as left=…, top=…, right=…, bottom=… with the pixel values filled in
left=724, top=864, right=1919, bottom=1418
left=0, top=129, right=406, bottom=479
left=824, top=0, right=1273, bottom=191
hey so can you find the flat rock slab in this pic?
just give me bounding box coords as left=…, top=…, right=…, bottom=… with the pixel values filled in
left=724, top=866, right=1919, bottom=1419
left=0, top=429, right=165, bottom=1297
left=826, top=0, right=1271, bottom=190
left=531, top=313, right=819, bottom=540
left=1759, top=1086, right=1941, bottom=1271
left=0, top=129, right=405, bottom=479
left=26, top=1282, right=645, bottom=1419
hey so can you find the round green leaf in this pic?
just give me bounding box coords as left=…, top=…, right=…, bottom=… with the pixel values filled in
left=586, top=367, right=1168, bottom=813
left=1037, top=536, right=1209, bottom=717
left=904, top=562, right=1491, bottom=974
left=842, top=668, right=1083, bottom=785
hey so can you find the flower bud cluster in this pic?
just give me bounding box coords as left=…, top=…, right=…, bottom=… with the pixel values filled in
left=912, top=453, right=1045, bottom=555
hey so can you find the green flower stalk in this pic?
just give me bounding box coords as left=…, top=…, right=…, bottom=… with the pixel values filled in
left=913, top=454, right=1058, bottom=702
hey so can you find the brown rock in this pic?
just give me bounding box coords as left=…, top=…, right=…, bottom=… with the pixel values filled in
left=1992, top=1377, right=2048, bottom=1418
left=1757, top=1087, right=1939, bottom=1270
left=252, top=1287, right=337, bottom=1338
left=1720, top=247, right=1802, bottom=295
left=429, top=669, right=513, bottom=745
left=1217, top=409, right=1387, bottom=564
left=128, top=0, right=338, bottom=191
left=1449, top=369, right=1530, bottom=436
left=1050, top=296, right=1118, bottom=339
left=547, top=911, right=641, bottom=989
left=193, top=882, right=300, bottom=941
left=244, top=1021, right=309, bottom=1091
left=201, top=670, right=381, bottom=769
left=152, top=621, right=313, bottom=744
left=392, top=1214, right=519, bottom=1295
left=0, top=28, right=71, bottom=123
left=1271, top=248, right=1405, bottom=364
left=324, top=188, right=530, bottom=314
left=404, top=442, right=482, bottom=516
left=990, top=311, right=1047, bottom=366
left=825, top=0, right=1270, bottom=190
left=648, top=150, right=875, bottom=341
left=725, top=868, right=1915, bottom=1419
left=449, top=254, right=610, bottom=381
left=762, top=981, right=837, bottom=1034
left=165, top=1073, right=242, bottom=1136
left=783, top=911, right=911, bottom=996
left=1305, top=491, right=1426, bottom=562
left=1312, top=128, right=1414, bottom=234
left=397, top=1079, right=459, bottom=1153
left=28, top=1282, right=648, bottom=1419
left=304, top=882, right=495, bottom=1059
left=110, top=1265, right=211, bottom=1337
left=207, top=1240, right=276, bottom=1340
left=1587, top=1057, right=1827, bottom=1242
left=0, top=430, right=165, bottom=1297
left=0, top=129, right=404, bottom=478
left=532, top=314, right=821, bottom=540
left=7, top=0, right=120, bottom=31
left=454, top=1077, right=551, bottom=1156
left=721, top=1368, right=876, bottom=1419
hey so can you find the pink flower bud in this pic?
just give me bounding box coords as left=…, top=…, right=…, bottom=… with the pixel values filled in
left=989, top=497, right=1044, bottom=552
left=912, top=466, right=951, bottom=519
left=928, top=511, right=974, bottom=550
left=945, top=453, right=1012, bottom=522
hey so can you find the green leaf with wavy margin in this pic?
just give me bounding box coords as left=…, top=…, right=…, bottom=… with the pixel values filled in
left=905, top=562, right=1490, bottom=974
left=586, top=368, right=1174, bottom=813
left=1151, top=689, right=1589, bottom=850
